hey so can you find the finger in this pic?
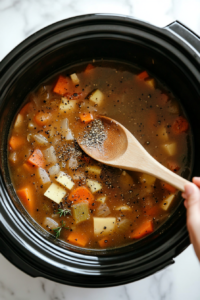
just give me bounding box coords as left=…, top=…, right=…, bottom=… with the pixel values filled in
left=192, top=177, right=200, bottom=187
left=182, top=192, right=186, bottom=199
left=184, top=183, right=200, bottom=229
left=184, top=200, right=188, bottom=209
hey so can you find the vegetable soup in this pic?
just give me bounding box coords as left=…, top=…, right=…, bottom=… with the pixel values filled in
left=8, top=61, right=192, bottom=249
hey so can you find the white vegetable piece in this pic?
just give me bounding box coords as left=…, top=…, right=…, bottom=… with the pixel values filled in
left=59, top=98, right=78, bottom=113
left=14, top=114, right=23, bottom=128
left=60, top=118, right=69, bottom=131
left=9, top=152, right=17, bottom=164
left=44, top=183, right=66, bottom=204
left=114, top=205, right=132, bottom=211
left=163, top=143, right=177, bottom=156
left=34, top=133, right=48, bottom=145
left=28, top=122, right=35, bottom=129
left=96, top=204, right=111, bottom=217
left=160, top=194, right=175, bottom=211
left=140, top=173, right=156, bottom=185
left=37, top=168, right=51, bottom=184
left=93, top=217, right=116, bottom=235
left=43, top=146, right=57, bottom=164
left=85, top=165, right=101, bottom=176
left=86, top=179, right=102, bottom=193
left=43, top=217, right=58, bottom=229
left=66, top=129, right=74, bottom=141
left=67, top=157, right=78, bottom=169
left=56, top=171, right=75, bottom=190
left=70, top=73, right=80, bottom=85
left=48, top=164, right=60, bottom=177
left=96, top=196, right=106, bottom=203
left=89, top=89, right=104, bottom=105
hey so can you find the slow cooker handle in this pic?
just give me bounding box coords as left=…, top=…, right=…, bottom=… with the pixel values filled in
left=165, top=21, right=200, bottom=53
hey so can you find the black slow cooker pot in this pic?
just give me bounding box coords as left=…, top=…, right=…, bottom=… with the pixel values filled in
left=0, top=14, right=199, bottom=288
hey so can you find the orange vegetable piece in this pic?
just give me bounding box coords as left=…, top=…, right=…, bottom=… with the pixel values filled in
left=53, top=75, right=69, bottom=95
left=145, top=206, right=160, bottom=217
left=9, top=136, right=25, bottom=150
left=130, top=220, right=153, bottom=239
left=148, top=110, right=157, bottom=128
left=167, top=161, right=180, bottom=173
left=20, top=102, right=33, bottom=115
left=17, top=187, right=34, bottom=215
left=79, top=155, right=91, bottom=164
left=162, top=182, right=177, bottom=193
left=27, top=149, right=45, bottom=168
left=34, top=112, right=52, bottom=126
left=98, top=237, right=110, bottom=248
left=172, top=116, right=189, bottom=134
left=80, top=112, right=93, bottom=123
left=69, top=187, right=94, bottom=207
left=137, top=71, right=149, bottom=80
left=23, top=163, right=36, bottom=173
left=85, top=64, right=94, bottom=73
left=67, top=231, right=88, bottom=247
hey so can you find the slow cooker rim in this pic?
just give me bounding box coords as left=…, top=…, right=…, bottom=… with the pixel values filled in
left=0, top=14, right=199, bottom=287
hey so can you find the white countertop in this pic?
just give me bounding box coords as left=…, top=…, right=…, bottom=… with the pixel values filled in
left=0, top=0, right=200, bottom=299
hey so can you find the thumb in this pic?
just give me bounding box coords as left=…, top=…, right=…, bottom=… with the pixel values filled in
left=184, top=183, right=200, bottom=230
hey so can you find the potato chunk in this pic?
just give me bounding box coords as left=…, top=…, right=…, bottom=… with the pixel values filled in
left=44, top=183, right=66, bottom=204
left=86, top=179, right=102, bottom=193
left=85, top=165, right=101, bottom=176
left=157, top=126, right=168, bottom=141
left=163, top=143, right=177, bottom=156
left=140, top=173, right=156, bottom=185
left=56, top=171, right=75, bottom=190
left=145, top=78, right=155, bottom=89
left=119, top=171, right=134, bottom=190
left=94, top=217, right=116, bottom=235
left=59, top=98, right=78, bottom=112
left=89, top=89, right=104, bottom=105
left=160, top=194, right=175, bottom=210
left=70, top=73, right=80, bottom=85
left=72, top=201, right=90, bottom=224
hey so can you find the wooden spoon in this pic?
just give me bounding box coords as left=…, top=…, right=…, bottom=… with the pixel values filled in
left=78, top=116, right=190, bottom=191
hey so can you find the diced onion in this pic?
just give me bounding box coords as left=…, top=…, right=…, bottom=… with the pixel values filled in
left=60, top=118, right=69, bottom=131
left=34, top=133, right=48, bottom=145
left=67, top=157, right=78, bottom=169
left=96, top=204, right=111, bottom=217
left=66, top=129, right=74, bottom=141
left=48, top=164, right=60, bottom=177
left=9, top=152, right=17, bottom=164
left=43, top=146, right=57, bottom=164
left=43, top=217, right=58, bottom=229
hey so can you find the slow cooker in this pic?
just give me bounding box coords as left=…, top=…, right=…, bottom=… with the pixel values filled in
left=0, top=14, right=199, bottom=287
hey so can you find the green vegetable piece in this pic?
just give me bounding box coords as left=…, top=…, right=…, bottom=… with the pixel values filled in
left=72, top=201, right=90, bottom=224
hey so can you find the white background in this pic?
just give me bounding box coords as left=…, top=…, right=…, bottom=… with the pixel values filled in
left=0, top=0, right=200, bottom=299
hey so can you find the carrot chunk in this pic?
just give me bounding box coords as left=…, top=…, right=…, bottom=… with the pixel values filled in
left=85, top=64, right=94, bottom=73
left=17, top=187, right=34, bottom=215
left=167, top=161, right=180, bottom=173
left=9, top=136, right=25, bottom=150
left=27, top=149, right=45, bottom=168
left=162, top=182, right=177, bottom=193
left=68, top=186, right=94, bottom=207
left=34, top=112, right=52, bottom=126
left=53, top=75, right=69, bottom=95
left=79, top=155, right=92, bottom=164
left=130, top=220, right=153, bottom=239
left=145, top=206, right=160, bottom=217
left=98, top=237, right=110, bottom=248
left=23, top=163, right=36, bottom=173
left=80, top=112, right=93, bottom=123
left=67, top=232, right=88, bottom=247
left=172, top=116, right=189, bottom=134
left=20, top=102, right=33, bottom=115
left=137, top=71, right=149, bottom=80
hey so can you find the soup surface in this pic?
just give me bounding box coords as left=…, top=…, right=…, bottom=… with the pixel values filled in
left=8, top=61, right=192, bottom=249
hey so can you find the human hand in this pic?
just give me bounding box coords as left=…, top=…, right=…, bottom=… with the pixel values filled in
left=182, top=177, right=200, bottom=262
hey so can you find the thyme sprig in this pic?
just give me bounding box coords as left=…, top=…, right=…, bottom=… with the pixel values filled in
left=57, top=208, right=71, bottom=217
left=53, top=220, right=69, bottom=239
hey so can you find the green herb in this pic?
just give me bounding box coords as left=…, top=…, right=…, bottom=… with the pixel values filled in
left=57, top=208, right=71, bottom=217
left=53, top=220, right=69, bottom=239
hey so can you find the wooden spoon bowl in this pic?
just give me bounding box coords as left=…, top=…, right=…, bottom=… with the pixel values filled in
left=78, top=116, right=189, bottom=191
